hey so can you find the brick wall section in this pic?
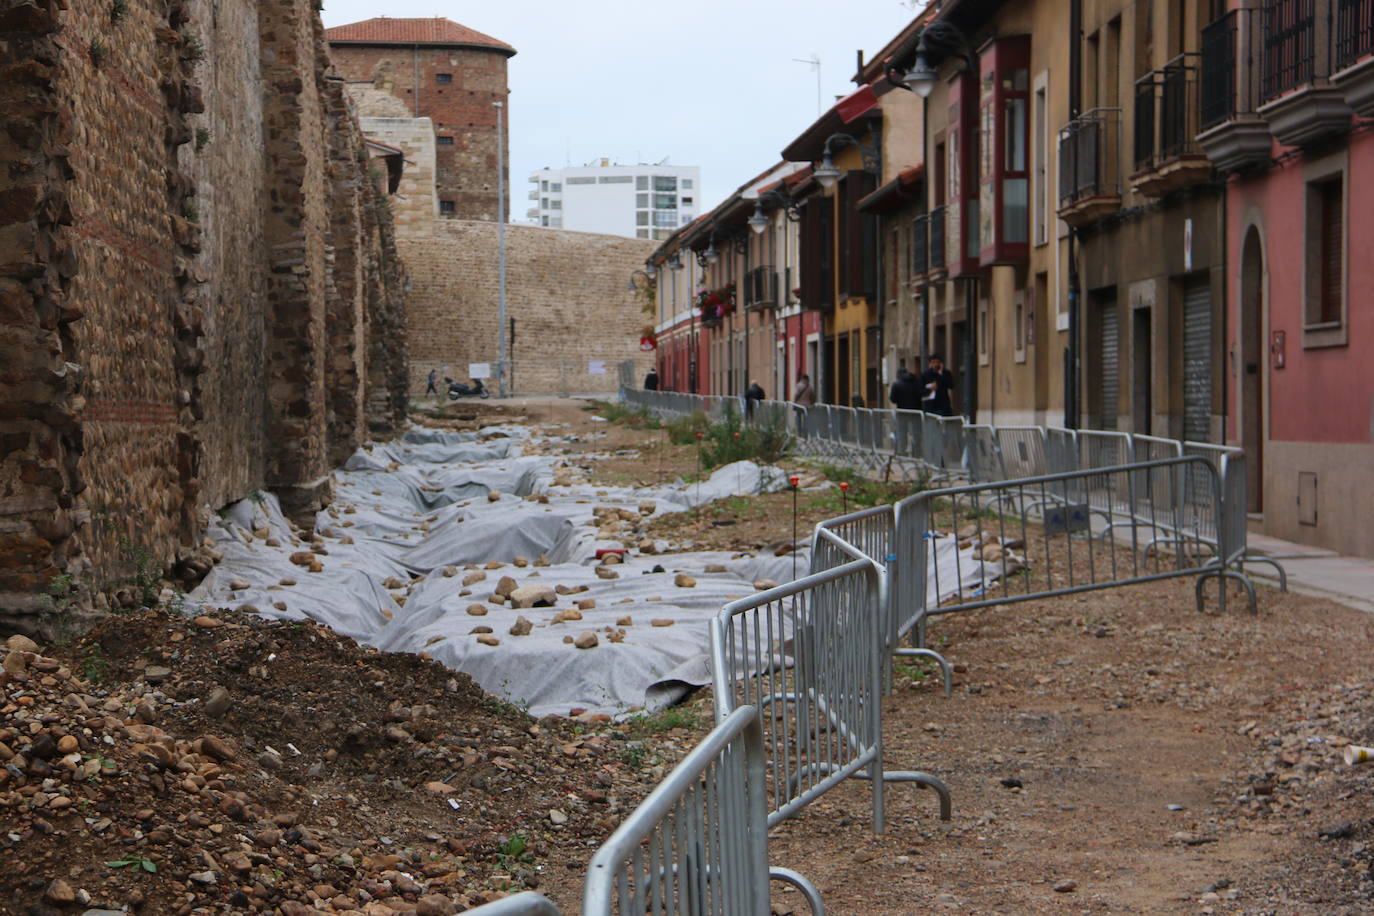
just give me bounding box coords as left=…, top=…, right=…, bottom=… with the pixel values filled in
left=0, top=0, right=408, bottom=631
left=401, top=222, right=656, bottom=396
left=328, top=43, right=508, bottom=222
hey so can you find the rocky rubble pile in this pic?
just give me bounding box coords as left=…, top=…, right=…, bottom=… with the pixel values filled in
left=0, top=608, right=695, bottom=915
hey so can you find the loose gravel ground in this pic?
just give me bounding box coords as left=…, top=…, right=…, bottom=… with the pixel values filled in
left=4, top=398, right=1372, bottom=915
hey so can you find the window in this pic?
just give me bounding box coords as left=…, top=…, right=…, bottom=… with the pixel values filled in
left=653, top=211, right=676, bottom=227
left=682, top=196, right=694, bottom=205
left=636, top=228, right=650, bottom=238
left=653, top=176, right=677, bottom=191
left=682, top=179, right=693, bottom=189
left=636, top=176, right=649, bottom=190
left=1304, top=174, right=1345, bottom=338
left=636, top=211, right=650, bottom=226
left=549, top=217, right=562, bottom=228
left=550, top=199, right=561, bottom=210
left=542, top=215, right=550, bottom=226
left=439, top=200, right=455, bottom=215
left=551, top=182, right=561, bottom=192
left=541, top=198, right=549, bottom=208
left=436, top=73, right=452, bottom=84
left=1014, top=296, right=1027, bottom=362
left=1034, top=83, right=1048, bottom=245
left=654, top=193, right=677, bottom=209
left=541, top=181, right=549, bottom=191
left=437, top=135, right=454, bottom=146
left=636, top=193, right=649, bottom=207
left=600, top=175, right=632, bottom=184
left=567, top=176, right=596, bottom=185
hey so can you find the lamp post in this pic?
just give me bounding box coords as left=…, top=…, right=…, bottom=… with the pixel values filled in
left=890, top=21, right=974, bottom=99
left=493, top=100, right=508, bottom=397
left=812, top=133, right=881, bottom=190
left=747, top=189, right=802, bottom=235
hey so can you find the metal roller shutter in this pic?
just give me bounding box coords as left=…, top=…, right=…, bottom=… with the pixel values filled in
left=1182, top=278, right=1212, bottom=444
left=1100, top=305, right=1119, bottom=430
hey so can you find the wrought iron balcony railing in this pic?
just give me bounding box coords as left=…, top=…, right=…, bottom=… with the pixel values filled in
left=1058, top=108, right=1122, bottom=209
left=1335, top=0, right=1374, bottom=71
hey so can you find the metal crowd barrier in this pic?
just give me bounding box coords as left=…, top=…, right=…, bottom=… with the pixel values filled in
left=893, top=456, right=1257, bottom=620
left=465, top=708, right=825, bottom=916
left=710, top=559, right=951, bottom=834
left=811, top=508, right=953, bottom=697
left=583, top=705, right=825, bottom=915
left=463, top=892, right=561, bottom=915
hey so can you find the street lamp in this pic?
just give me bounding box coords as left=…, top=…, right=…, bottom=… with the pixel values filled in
left=748, top=188, right=803, bottom=234
left=895, top=21, right=974, bottom=99
left=904, top=36, right=938, bottom=97
left=668, top=251, right=683, bottom=270
left=814, top=134, right=871, bottom=190
left=627, top=268, right=653, bottom=291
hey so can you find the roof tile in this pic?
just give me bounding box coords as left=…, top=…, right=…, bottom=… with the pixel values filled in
left=325, top=17, right=515, bottom=55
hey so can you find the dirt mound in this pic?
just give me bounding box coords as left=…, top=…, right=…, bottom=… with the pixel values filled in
left=0, top=605, right=698, bottom=915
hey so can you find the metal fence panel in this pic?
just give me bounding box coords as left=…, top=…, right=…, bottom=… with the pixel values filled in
left=465, top=892, right=562, bottom=916
left=582, top=706, right=771, bottom=916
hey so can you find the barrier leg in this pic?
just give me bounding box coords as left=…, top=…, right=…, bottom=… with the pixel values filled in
left=1195, top=568, right=1258, bottom=615
left=1240, top=555, right=1289, bottom=591
left=849, top=769, right=953, bottom=821
left=893, top=646, right=953, bottom=697
left=770, top=867, right=826, bottom=916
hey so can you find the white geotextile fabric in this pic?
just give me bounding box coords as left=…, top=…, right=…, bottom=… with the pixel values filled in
left=188, top=425, right=1010, bottom=716
left=189, top=428, right=803, bottom=715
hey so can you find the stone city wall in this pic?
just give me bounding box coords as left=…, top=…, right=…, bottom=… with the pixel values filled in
left=401, top=222, right=655, bottom=397
left=0, top=0, right=407, bottom=631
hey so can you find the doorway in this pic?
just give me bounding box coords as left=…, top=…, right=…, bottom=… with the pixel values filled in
left=1240, top=227, right=1264, bottom=513
left=1132, top=306, right=1152, bottom=434
left=836, top=334, right=850, bottom=406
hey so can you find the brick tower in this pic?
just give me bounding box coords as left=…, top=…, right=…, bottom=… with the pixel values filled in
left=325, top=17, right=515, bottom=221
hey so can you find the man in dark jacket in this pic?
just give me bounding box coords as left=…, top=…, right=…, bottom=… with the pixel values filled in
left=644, top=369, right=659, bottom=391
left=920, top=354, right=955, bottom=417
left=889, top=367, right=924, bottom=411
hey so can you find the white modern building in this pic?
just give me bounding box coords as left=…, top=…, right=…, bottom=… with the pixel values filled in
left=526, top=159, right=701, bottom=239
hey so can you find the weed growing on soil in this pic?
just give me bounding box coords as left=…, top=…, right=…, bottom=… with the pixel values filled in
left=495, top=834, right=531, bottom=870
left=105, top=855, right=157, bottom=874
left=617, top=743, right=655, bottom=769
left=698, top=403, right=792, bottom=468
left=663, top=410, right=711, bottom=444
left=80, top=644, right=107, bottom=683
left=810, top=464, right=922, bottom=509
left=625, top=706, right=703, bottom=738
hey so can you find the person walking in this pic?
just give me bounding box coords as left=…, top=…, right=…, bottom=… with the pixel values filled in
left=920, top=353, right=956, bottom=417
left=425, top=368, right=439, bottom=398
left=644, top=368, right=659, bottom=391
left=889, top=367, right=923, bottom=411
left=745, top=380, right=765, bottom=421
left=793, top=373, right=816, bottom=407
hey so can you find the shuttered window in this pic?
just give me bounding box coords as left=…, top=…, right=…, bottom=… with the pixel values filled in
left=1319, top=177, right=1343, bottom=325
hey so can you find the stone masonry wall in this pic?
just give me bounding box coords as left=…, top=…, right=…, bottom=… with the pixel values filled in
left=401, top=222, right=655, bottom=396
left=0, top=0, right=407, bottom=631
left=329, top=43, right=508, bottom=222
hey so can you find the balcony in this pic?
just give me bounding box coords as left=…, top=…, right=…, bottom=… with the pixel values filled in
left=1256, top=0, right=1352, bottom=147
left=527, top=189, right=540, bottom=200
left=1198, top=9, right=1275, bottom=172
left=1057, top=108, right=1122, bottom=228
left=743, top=265, right=778, bottom=310
left=1331, top=0, right=1374, bottom=115
left=524, top=207, right=539, bottom=219
left=1133, top=55, right=1213, bottom=196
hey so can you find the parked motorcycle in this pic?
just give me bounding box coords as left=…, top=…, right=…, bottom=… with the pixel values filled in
left=445, top=377, right=490, bottom=399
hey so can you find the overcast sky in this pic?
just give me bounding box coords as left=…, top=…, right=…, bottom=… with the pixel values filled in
left=321, top=0, right=922, bottom=218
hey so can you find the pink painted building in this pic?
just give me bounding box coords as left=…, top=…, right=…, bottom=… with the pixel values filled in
left=1199, top=0, right=1373, bottom=556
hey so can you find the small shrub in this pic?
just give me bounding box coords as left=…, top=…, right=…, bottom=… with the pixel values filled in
left=89, top=38, right=106, bottom=67
left=664, top=410, right=710, bottom=445
left=110, top=0, right=127, bottom=22
left=195, top=127, right=210, bottom=151
left=182, top=35, right=205, bottom=63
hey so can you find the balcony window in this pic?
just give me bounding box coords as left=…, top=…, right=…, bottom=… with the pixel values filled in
left=1057, top=108, right=1123, bottom=227
left=653, top=193, right=677, bottom=209
left=1335, top=0, right=1374, bottom=69
left=1263, top=0, right=1317, bottom=101
left=653, top=176, right=677, bottom=191
left=978, top=37, right=1031, bottom=265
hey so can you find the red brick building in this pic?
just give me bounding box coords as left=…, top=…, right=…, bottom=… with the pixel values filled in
left=325, top=17, right=515, bottom=221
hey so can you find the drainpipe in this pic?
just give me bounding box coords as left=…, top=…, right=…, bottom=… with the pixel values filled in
left=1066, top=0, right=1083, bottom=429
